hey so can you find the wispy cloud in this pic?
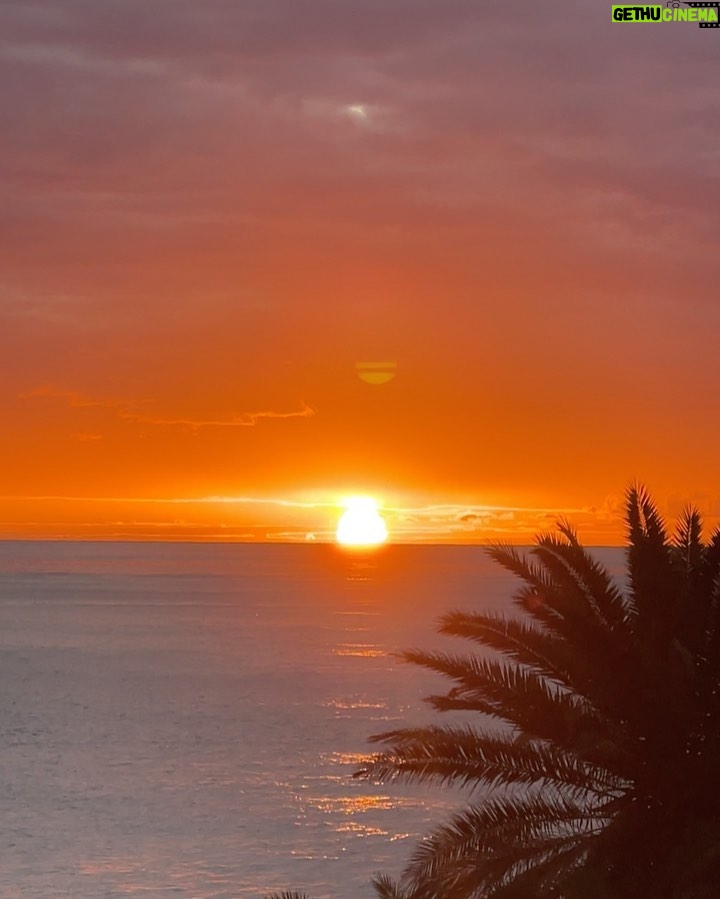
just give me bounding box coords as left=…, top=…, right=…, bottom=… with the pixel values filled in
left=0, top=492, right=633, bottom=544
left=22, top=387, right=315, bottom=430
left=382, top=501, right=609, bottom=542
left=128, top=404, right=316, bottom=428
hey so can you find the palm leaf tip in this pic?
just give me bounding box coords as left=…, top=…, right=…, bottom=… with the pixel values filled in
left=627, top=483, right=668, bottom=543
left=371, top=873, right=415, bottom=899
left=265, top=892, right=314, bottom=899
left=401, top=794, right=604, bottom=899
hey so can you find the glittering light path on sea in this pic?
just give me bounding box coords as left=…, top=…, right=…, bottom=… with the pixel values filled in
left=0, top=542, right=625, bottom=897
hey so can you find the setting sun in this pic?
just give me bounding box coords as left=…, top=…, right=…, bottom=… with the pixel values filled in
left=336, top=497, right=388, bottom=547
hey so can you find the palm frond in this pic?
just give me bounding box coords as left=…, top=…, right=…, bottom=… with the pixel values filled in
left=626, top=484, right=675, bottom=640
left=488, top=541, right=633, bottom=667
left=265, top=893, right=314, bottom=899
left=438, top=609, right=634, bottom=728
left=486, top=543, right=567, bottom=631
left=702, top=528, right=720, bottom=676
left=411, top=839, right=590, bottom=899
left=480, top=839, right=592, bottom=898
left=673, top=513, right=720, bottom=674
left=371, top=874, right=415, bottom=899
left=401, top=794, right=606, bottom=899
left=438, top=610, right=575, bottom=687
left=528, top=540, right=636, bottom=702
left=674, top=506, right=704, bottom=574
left=627, top=483, right=668, bottom=548
left=357, top=725, right=626, bottom=798
left=399, top=649, right=623, bottom=767
left=486, top=542, right=554, bottom=591
left=534, top=529, right=632, bottom=637
left=704, top=528, right=720, bottom=582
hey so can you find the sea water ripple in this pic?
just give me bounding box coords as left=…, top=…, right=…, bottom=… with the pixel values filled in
left=0, top=542, right=624, bottom=898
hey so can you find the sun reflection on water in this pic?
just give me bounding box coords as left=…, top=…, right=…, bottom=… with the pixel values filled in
left=319, top=751, right=376, bottom=766
left=302, top=794, right=399, bottom=814
left=332, top=643, right=386, bottom=657
left=322, top=699, right=387, bottom=710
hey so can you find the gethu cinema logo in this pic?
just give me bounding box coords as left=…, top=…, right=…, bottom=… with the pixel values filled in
left=612, top=3, right=719, bottom=23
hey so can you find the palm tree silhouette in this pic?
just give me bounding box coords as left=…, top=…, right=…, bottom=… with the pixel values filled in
left=354, top=486, right=720, bottom=898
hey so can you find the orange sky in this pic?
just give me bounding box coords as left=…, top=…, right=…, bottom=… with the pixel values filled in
left=1, top=1, right=719, bottom=543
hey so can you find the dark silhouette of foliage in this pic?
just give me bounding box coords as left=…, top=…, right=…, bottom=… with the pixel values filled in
left=354, top=485, right=720, bottom=898
left=266, top=892, right=314, bottom=899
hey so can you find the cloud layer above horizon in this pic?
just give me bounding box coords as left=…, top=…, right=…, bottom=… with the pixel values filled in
left=2, top=0, right=719, bottom=538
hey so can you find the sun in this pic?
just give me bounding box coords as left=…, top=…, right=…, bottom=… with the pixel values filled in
left=336, top=497, right=388, bottom=547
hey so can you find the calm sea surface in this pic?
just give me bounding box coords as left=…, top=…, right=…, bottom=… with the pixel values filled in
left=1, top=542, right=624, bottom=899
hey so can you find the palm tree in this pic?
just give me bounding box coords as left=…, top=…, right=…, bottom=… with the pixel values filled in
left=355, top=486, right=720, bottom=898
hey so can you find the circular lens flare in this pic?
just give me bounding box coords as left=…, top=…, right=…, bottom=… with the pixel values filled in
left=336, top=497, right=388, bottom=547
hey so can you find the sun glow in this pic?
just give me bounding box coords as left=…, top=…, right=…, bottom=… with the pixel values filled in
left=336, top=497, right=388, bottom=547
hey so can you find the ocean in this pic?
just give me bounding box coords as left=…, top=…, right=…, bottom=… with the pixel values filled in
left=1, top=541, right=625, bottom=899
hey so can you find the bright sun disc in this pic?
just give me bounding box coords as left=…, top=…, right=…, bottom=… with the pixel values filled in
left=336, top=497, right=388, bottom=547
